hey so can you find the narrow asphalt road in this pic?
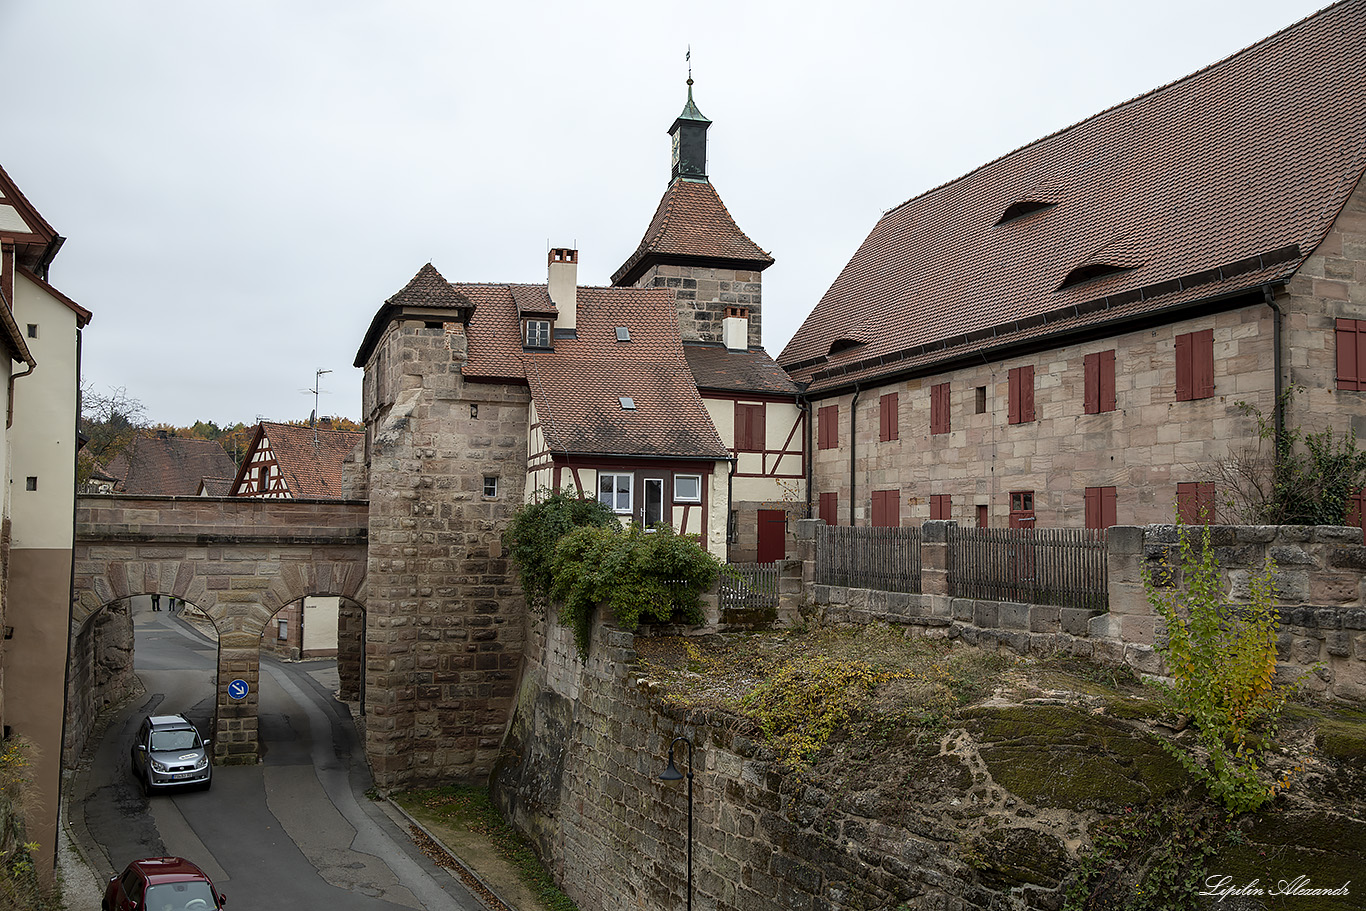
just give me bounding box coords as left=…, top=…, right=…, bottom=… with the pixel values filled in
left=67, top=605, right=486, bottom=911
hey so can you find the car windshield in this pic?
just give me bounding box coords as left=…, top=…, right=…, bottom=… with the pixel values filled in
left=149, top=730, right=201, bottom=752
left=144, top=880, right=216, bottom=911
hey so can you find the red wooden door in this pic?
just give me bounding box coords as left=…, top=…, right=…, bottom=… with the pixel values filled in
left=757, top=509, right=786, bottom=563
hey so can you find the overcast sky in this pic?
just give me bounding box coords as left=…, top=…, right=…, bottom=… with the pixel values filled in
left=1, top=0, right=1330, bottom=427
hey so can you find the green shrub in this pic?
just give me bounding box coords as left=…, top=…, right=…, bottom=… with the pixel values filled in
left=1145, top=523, right=1295, bottom=813
left=550, top=523, right=720, bottom=656
left=504, top=490, right=617, bottom=608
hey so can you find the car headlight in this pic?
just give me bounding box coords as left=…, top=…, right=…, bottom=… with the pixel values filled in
left=194, top=756, right=209, bottom=771
left=150, top=759, right=169, bottom=773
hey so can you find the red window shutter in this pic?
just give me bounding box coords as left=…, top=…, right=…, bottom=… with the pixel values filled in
left=976, top=504, right=988, bottom=528
left=887, top=490, right=900, bottom=527
left=870, top=490, right=883, bottom=527
left=1084, top=354, right=1099, bottom=414
left=1100, top=349, right=1116, bottom=412
left=1175, top=332, right=1192, bottom=401
left=1349, top=488, right=1366, bottom=533
left=880, top=393, right=898, bottom=442
left=1177, top=481, right=1215, bottom=524
left=1194, top=329, right=1214, bottom=399
left=1338, top=319, right=1363, bottom=391
left=819, top=491, right=838, bottom=526
left=818, top=405, right=838, bottom=450
left=1086, top=486, right=1117, bottom=529
left=752, top=404, right=766, bottom=451
left=1021, top=366, right=1035, bottom=422
left=1008, top=369, right=1021, bottom=424
left=931, top=383, right=949, bottom=435
left=931, top=494, right=950, bottom=520
left=735, top=403, right=750, bottom=450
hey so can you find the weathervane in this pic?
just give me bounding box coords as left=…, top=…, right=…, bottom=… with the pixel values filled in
left=687, top=45, right=692, bottom=84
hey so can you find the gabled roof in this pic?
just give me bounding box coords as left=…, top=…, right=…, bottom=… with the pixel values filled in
left=779, top=0, right=1366, bottom=393
left=197, top=477, right=234, bottom=496
left=611, top=179, right=774, bottom=287
left=522, top=286, right=730, bottom=460
left=683, top=343, right=802, bottom=397
left=229, top=421, right=362, bottom=499
left=0, top=163, right=64, bottom=274
left=16, top=264, right=92, bottom=327
left=105, top=435, right=238, bottom=496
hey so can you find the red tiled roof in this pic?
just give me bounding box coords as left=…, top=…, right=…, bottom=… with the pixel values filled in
left=240, top=422, right=362, bottom=499
left=523, top=287, right=729, bottom=459
left=105, top=435, right=238, bottom=496
left=197, top=477, right=234, bottom=496
left=683, top=343, right=802, bottom=397
left=779, top=0, right=1366, bottom=392
left=611, top=179, right=774, bottom=287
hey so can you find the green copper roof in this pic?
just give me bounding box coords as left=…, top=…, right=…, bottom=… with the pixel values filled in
left=675, top=79, right=711, bottom=125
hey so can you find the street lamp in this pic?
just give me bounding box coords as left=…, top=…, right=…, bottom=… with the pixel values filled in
left=659, top=735, right=693, bottom=911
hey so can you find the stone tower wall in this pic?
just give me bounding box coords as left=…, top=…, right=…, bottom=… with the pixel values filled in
left=363, top=320, right=531, bottom=788
left=634, top=263, right=764, bottom=348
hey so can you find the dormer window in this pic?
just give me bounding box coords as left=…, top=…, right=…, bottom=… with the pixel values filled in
left=828, top=337, right=866, bottom=356
left=995, top=200, right=1057, bottom=225
left=525, top=319, right=552, bottom=348
left=1057, top=263, right=1136, bottom=291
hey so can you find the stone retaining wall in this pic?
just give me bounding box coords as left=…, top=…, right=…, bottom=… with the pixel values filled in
left=798, top=519, right=1366, bottom=700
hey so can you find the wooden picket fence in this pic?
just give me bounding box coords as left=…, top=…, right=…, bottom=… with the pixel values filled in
left=947, top=526, right=1108, bottom=611
left=815, top=526, right=923, bottom=594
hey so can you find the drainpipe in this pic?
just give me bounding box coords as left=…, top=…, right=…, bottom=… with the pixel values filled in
left=848, top=382, right=861, bottom=526
left=801, top=393, right=812, bottom=521
left=1262, top=284, right=1284, bottom=449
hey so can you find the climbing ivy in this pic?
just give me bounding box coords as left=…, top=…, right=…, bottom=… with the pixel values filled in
left=1145, top=523, right=1299, bottom=813
left=549, top=522, right=720, bottom=656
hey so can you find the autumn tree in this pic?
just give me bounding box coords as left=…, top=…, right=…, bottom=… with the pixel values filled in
left=78, top=384, right=147, bottom=485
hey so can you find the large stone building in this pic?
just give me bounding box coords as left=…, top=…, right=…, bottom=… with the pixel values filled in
left=779, top=0, right=1366, bottom=531
left=1, top=163, right=91, bottom=873
left=351, top=82, right=804, bottom=786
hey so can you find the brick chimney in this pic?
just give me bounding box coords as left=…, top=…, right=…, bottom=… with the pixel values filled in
left=548, top=247, right=578, bottom=333
left=723, top=305, right=749, bottom=351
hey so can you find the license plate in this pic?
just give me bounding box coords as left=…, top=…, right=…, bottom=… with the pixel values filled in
left=172, top=772, right=199, bottom=780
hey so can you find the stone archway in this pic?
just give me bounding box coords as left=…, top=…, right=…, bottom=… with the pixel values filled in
left=73, top=495, right=367, bottom=764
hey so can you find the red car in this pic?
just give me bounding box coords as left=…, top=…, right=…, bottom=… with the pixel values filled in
left=103, top=857, right=227, bottom=911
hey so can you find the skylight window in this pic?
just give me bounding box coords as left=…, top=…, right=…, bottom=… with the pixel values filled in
left=616, top=327, right=631, bottom=342
left=620, top=397, right=636, bottom=410
left=995, top=200, right=1057, bottom=225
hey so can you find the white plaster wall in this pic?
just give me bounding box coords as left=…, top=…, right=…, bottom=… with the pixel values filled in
left=302, top=596, right=340, bottom=652
left=10, top=274, right=77, bottom=549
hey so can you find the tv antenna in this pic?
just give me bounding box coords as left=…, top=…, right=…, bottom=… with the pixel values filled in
left=302, top=369, right=333, bottom=440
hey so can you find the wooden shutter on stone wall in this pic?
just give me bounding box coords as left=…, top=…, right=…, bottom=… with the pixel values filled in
left=1337, top=319, right=1366, bottom=391
left=931, top=383, right=949, bottom=435
left=819, top=491, right=838, bottom=526
left=880, top=392, right=899, bottom=442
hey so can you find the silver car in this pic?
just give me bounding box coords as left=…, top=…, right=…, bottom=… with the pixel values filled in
left=131, top=714, right=212, bottom=794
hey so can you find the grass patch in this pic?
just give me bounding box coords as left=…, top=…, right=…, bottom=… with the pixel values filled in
left=392, top=785, right=577, bottom=911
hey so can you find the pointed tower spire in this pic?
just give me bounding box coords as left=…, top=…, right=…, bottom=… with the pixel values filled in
left=669, top=62, right=711, bottom=182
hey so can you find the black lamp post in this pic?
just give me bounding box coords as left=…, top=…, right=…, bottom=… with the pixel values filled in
left=659, top=735, right=693, bottom=911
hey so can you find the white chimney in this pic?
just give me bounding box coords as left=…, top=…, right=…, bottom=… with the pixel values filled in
left=723, top=305, right=749, bottom=351
left=548, top=247, right=578, bottom=332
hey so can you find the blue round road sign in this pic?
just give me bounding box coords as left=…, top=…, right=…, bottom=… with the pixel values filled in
left=228, top=679, right=249, bottom=700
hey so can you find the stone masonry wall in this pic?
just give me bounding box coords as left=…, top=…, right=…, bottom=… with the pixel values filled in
left=800, top=519, right=1366, bottom=702
left=637, top=263, right=764, bottom=349
left=363, top=320, right=529, bottom=788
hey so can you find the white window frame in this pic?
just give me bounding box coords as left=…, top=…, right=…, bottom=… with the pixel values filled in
left=598, top=472, right=633, bottom=514
left=525, top=319, right=551, bottom=348
left=673, top=474, right=702, bottom=503
left=483, top=476, right=499, bottom=498
left=643, top=477, right=665, bottom=527
left=277, top=618, right=289, bottom=641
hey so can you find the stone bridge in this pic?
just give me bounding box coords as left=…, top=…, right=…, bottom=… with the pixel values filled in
left=71, top=495, right=368, bottom=764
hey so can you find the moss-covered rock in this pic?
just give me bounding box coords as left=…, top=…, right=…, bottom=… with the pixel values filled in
left=963, top=705, right=1187, bottom=812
